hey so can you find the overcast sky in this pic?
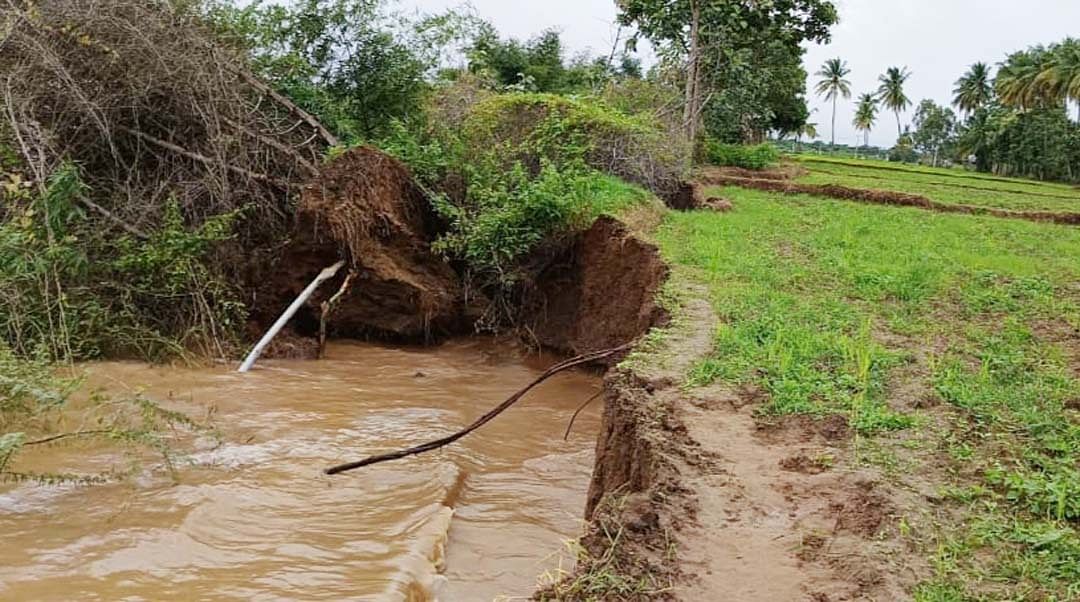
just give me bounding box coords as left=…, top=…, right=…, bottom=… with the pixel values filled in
left=404, top=0, right=1080, bottom=147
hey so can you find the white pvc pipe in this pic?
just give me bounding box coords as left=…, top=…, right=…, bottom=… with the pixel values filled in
left=237, top=260, right=345, bottom=373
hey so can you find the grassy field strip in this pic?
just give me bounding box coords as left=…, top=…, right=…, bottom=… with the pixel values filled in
left=804, top=165, right=1080, bottom=202
left=660, top=187, right=1080, bottom=601
left=794, top=170, right=1080, bottom=213
left=794, top=155, right=1080, bottom=194
left=789, top=161, right=1080, bottom=213
left=700, top=173, right=1080, bottom=226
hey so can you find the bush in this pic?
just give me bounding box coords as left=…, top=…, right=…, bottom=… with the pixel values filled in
left=0, top=164, right=244, bottom=362
left=428, top=89, right=689, bottom=199
left=704, top=141, right=780, bottom=170
left=431, top=162, right=650, bottom=284
left=376, top=90, right=673, bottom=289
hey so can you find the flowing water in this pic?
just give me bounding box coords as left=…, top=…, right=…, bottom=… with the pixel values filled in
left=0, top=339, right=603, bottom=601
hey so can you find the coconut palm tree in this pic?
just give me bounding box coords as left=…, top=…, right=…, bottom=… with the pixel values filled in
left=996, top=48, right=1047, bottom=109
left=877, top=66, right=912, bottom=138
left=953, top=62, right=993, bottom=114
left=852, top=93, right=878, bottom=148
left=814, top=58, right=852, bottom=147
left=1037, top=38, right=1080, bottom=118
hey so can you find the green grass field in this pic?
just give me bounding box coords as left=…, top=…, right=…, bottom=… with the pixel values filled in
left=660, top=186, right=1080, bottom=601
left=792, top=156, right=1080, bottom=213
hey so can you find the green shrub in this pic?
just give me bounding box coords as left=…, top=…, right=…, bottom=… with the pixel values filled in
left=0, top=164, right=244, bottom=362
left=438, top=90, right=689, bottom=198
left=377, top=91, right=664, bottom=291
left=704, top=141, right=780, bottom=170
left=431, top=161, right=648, bottom=287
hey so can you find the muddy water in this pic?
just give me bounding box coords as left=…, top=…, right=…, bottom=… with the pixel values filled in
left=0, top=339, right=602, bottom=601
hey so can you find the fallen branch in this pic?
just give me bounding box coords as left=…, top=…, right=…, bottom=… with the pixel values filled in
left=223, top=117, right=319, bottom=176
left=325, top=344, right=630, bottom=475
left=24, top=430, right=113, bottom=446
left=235, top=69, right=340, bottom=148
left=76, top=195, right=148, bottom=239
left=564, top=389, right=604, bottom=441
left=118, top=126, right=292, bottom=188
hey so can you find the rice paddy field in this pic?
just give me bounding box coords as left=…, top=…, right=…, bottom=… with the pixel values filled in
left=671, top=160, right=1080, bottom=601
left=792, top=155, right=1080, bottom=213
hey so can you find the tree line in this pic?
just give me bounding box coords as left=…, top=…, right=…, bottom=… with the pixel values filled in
left=813, top=39, right=1080, bottom=181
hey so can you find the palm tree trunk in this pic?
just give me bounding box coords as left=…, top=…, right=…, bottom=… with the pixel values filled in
left=831, top=96, right=837, bottom=147
left=896, top=111, right=902, bottom=139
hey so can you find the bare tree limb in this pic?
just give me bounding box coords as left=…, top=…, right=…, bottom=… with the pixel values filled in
left=235, top=69, right=340, bottom=148
left=118, top=126, right=291, bottom=188
left=24, top=430, right=112, bottom=446
left=318, top=270, right=358, bottom=359
left=564, top=389, right=604, bottom=441
left=223, top=117, right=319, bottom=176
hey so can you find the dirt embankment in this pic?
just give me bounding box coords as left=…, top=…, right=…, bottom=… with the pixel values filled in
left=249, top=147, right=920, bottom=600
left=250, top=147, right=468, bottom=343
left=546, top=274, right=924, bottom=601
left=251, top=146, right=673, bottom=356
left=700, top=169, right=1080, bottom=226
left=522, top=216, right=669, bottom=358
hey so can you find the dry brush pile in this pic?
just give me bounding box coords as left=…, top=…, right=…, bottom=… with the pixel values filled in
left=0, top=0, right=334, bottom=237
left=0, top=0, right=348, bottom=358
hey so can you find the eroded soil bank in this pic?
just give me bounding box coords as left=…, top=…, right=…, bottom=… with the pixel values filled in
left=0, top=340, right=603, bottom=601
left=552, top=274, right=923, bottom=601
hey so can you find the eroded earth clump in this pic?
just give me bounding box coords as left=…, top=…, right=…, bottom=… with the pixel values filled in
left=251, top=147, right=672, bottom=356
left=523, top=215, right=669, bottom=358
left=251, top=147, right=467, bottom=342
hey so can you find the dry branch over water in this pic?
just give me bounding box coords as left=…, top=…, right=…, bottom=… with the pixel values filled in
left=325, top=344, right=630, bottom=475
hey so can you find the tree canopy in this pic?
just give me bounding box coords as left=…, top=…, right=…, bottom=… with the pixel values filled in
left=911, top=99, right=957, bottom=166
left=616, top=0, right=838, bottom=143
left=853, top=93, right=878, bottom=147
left=953, top=62, right=993, bottom=115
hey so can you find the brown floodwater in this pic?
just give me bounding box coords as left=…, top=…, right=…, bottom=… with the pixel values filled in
left=0, top=339, right=603, bottom=601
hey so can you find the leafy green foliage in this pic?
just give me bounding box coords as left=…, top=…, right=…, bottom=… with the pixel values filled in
left=0, top=164, right=243, bottom=362
left=953, top=62, right=994, bottom=115
left=853, top=93, right=879, bottom=147
left=209, top=0, right=430, bottom=141
left=465, top=26, right=640, bottom=93
left=911, top=100, right=958, bottom=166
left=877, top=66, right=913, bottom=137
left=617, top=0, right=837, bottom=142
left=703, top=36, right=815, bottom=142
left=979, top=105, right=1080, bottom=182
left=814, top=57, right=852, bottom=146
left=0, top=340, right=215, bottom=484
left=432, top=164, right=641, bottom=285
left=378, top=93, right=660, bottom=290
left=996, top=39, right=1080, bottom=111
left=703, top=141, right=780, bottom=169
